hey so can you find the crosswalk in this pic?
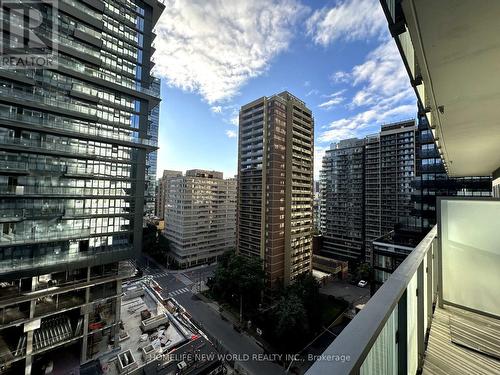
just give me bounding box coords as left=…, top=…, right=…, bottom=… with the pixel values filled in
left=152, top=271, right=170, bottom=278
left=168, top=287, right=190, bottom=297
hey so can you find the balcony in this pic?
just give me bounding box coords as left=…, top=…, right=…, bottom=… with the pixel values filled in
left=0, top=136, right=133, bottom=163
left=420, top=164, right=445, bottom=173
left=380, top=0, right=500, bottom=177
left=0, top=228, right=91, bottom=247
left=0, top=184, right=131, bottom=198
left=0, top=86, right=97, bottom=120
left=306, top=197, right=500, bottom=375
left=0, top=161, right=28, bottom=175
left=0, top=244, right=133, bottom=276
left=0, top=208, right=65, bottom=223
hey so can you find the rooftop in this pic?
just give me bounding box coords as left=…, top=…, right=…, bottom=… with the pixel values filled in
left=94, top=282, right=221, bottom=375
left=372, top=230, right=425, bottom=249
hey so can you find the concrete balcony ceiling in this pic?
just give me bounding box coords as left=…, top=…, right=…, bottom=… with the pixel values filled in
left=402, top=0, right=500, bottom=176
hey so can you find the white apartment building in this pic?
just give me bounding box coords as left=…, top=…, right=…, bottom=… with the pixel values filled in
left=164, top=170, right=236, bottom=268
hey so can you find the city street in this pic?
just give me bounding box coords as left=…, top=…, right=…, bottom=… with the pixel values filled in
left=134, top=255, right=286, bottom=375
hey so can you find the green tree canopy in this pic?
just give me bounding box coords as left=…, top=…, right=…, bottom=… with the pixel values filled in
left=273, top=293, right=309, bottom=352
left=209, top=251, right=265, bottom=311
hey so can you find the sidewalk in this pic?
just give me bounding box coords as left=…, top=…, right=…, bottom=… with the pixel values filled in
left=195, top=293, right=274, bottom=355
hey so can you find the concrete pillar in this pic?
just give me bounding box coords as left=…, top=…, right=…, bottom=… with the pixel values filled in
left=24, top=330, right=34, bottom=375
left=81, top=267, right=91, bottom=361
left=113, top=281, right=122, bottom=349
left=80, top=309, right=89, bottom=361
left=25, top=276, right=37, bottom=375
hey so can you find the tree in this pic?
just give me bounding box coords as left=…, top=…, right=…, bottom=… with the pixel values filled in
left=209, top=252, right=265, bottom=314
left=355, top=262, right=371, bottom=281
left=231, top=255, right=264, bottom=307
left=288, top=273, right=322, bottom=334
left=273, top=293, right=309, bottom=352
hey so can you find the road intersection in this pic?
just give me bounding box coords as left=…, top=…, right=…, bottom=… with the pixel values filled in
left=133, top=255, right=286, bottom=375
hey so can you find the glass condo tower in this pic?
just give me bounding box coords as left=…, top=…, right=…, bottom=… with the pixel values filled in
left=0, top=0, right=164, bottom=373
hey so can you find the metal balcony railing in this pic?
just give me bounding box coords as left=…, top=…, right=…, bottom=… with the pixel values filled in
left=0, top=86, right=97, bottom=117
left=306, top=197, right=500, bottom=375
left=0, top=184, right=130, bottom=197
left=59, top=0, right=103, bottom=19
left=0, top=228, right=91, bottom=246
left=0, top=244, right=133, bottom=273
left=0, top=109, right=156, bottom=146
left=306, top=225, right=437, bottom=374
left=0, top=136, right=133, bottom=162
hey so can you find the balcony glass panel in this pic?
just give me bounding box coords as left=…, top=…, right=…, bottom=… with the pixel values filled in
left=399, top=30, right=415, bottom=80
left=423, top=253, right=429, bottom=333
left=360, top=305, right=398, bottom=375
left=407, top=272, right=418, bottom=375
left=440, top=198, right=500, bottom=316
left=416, top=83, right=425, bottom=107
left=306, top=197, right=499, bottom=375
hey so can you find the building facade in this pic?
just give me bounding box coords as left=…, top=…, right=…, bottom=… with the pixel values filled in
left=371, top=230, right=424, bottom=292
left=494, top=167, right=500, bottom=198
left=363, top=134, right=381, bottom=264
left=320, top=139, right=365, bottom=264
left=410, top=109, right=492, bottom=232
left=0, top=0, right=164, bottom=373
left=144, top=77, right=161, bottom=222
left=236, top=91, right=314, bottom=288
left=155, top=169, right=182, bottom=220
left=313, top=180, right=321, bottom=234
left=371, top=111, right=491, bottom=292
left=164, top=170, right=236, bottom=268
left=317, top=120, right=416, bottom=266
left=364, top=120, right=417, bottom=263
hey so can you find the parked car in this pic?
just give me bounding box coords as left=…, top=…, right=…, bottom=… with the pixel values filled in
left=357, top=280, right=368, bottom=288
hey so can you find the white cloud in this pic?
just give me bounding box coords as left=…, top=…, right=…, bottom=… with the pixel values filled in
left=319, top=102, right=416, bottom=144
left=225, top=129, right=238, bottom=138
left=349, top=40, right=411, bottom=108
left=318, top=96, right=344, bottom=110
left=306, top=89, right=319, bottom=97
left=211, top=106, right=223, bottom=113
left=225, top=106, right=239, bottom=127
left=230, top=115, right=239, bottom=127
left=306, top=0, right=386, bottom=46
left=153, top=0, right=308, bottom=104
left=318, top=40, right=416, bottom=144
left=322, top=89, right=346, bottom=98
left=318, top=89, right=346, bottom=109
left=319, top=110, right=377, bottom=143
left=331, top=71, right=350, bottom=83
left=314, top=144, right=327, bottom=180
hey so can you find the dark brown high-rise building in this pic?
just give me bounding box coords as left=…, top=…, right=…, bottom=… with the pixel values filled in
left=236, top=92, right=314, bottom=288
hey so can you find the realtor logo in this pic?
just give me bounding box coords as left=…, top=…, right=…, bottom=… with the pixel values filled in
left=0, top=0, right=58, bottom=69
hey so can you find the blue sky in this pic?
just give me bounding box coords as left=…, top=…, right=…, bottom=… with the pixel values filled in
left=153, top=0, right=416, bottom=179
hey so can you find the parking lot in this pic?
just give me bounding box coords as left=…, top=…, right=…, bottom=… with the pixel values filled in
left=320, top=280, right=370, bottom=307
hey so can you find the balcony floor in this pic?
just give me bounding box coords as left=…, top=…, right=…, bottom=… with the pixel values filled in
left=423, top=304, right=500, bottom=375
